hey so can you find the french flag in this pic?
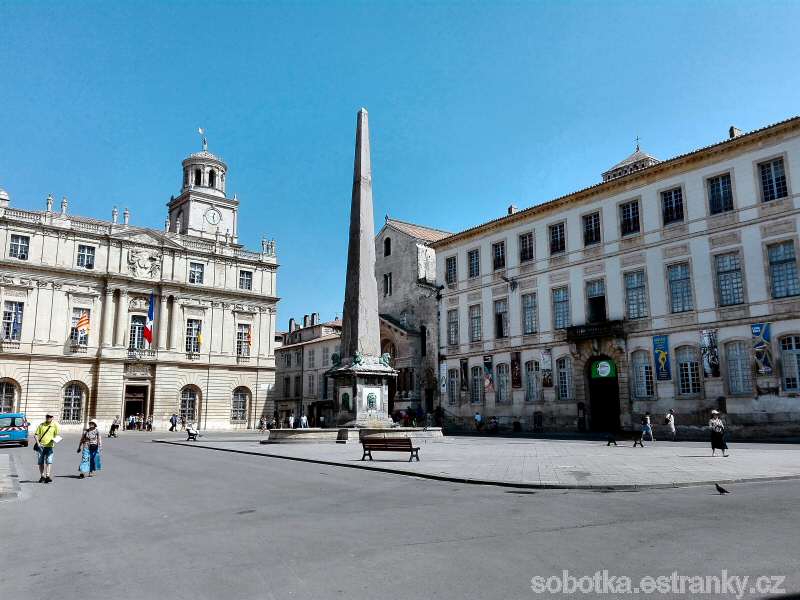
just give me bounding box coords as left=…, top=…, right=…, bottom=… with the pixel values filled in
left=143, top=292, right=155, bottom=345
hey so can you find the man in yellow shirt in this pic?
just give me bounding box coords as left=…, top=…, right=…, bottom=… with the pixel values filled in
left=34, top=414, right=60, bottom=483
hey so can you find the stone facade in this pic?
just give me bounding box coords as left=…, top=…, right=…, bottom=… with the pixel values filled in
left=0, top=145, right=278, bottom=432
left=375, top=217, right=449, bottom=412
left=433, top=117, right=800, bottom=436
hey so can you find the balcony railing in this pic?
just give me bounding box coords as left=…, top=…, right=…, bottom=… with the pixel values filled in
left=127, top=348, right=158, bottom=360
left=236, top=354, right=251, bottom=363
left=565, top=320, right=625, bottom=342
left=0, top=339, right=21, bottom=351
left=69, top=343, right=88, bottom=354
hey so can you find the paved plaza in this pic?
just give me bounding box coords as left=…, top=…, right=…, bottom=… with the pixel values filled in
left=2, top=433, right=800, bottom=599
left=155, top=433, right=800, bottom=489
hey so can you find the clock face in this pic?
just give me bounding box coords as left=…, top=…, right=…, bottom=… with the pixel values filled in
left=205, top=208, right=222, bottom=225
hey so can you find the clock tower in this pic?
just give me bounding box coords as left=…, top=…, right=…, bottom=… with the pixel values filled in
left=167, top=140, right=239, bottom=242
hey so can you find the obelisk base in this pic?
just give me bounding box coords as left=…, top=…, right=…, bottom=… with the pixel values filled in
left=330, top=357, right=397, bottom=427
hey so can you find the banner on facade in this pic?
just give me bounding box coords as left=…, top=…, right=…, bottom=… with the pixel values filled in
left=700, top=329, right=721, bottom=378
left=751, top=322, right=773, bottom=375
left=483, top=355, right=495, bottom=393
left=652, top=335, right=671, bottom=380
left=460, top=358, right=469, bottom=392
left=590, top=359, right=617, bottom=379
left=540, top=349, right=553, bottom=388
left=439, top=363, right=447, bottom=394
left=511, top=352, right=522, bottom=388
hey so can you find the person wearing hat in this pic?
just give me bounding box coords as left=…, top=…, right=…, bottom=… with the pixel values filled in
left=708, top=409, right=729, bottom=457
left=77, top=418, right=103, bottom=478
left=34, top=413, right=61, bottom=483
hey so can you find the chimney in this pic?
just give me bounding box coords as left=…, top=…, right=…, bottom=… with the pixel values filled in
left=729, top=126, right=743, bottom=139
left=288, top=318, right=295, bottom=333
left=508, top=204, right=518, bottom=215
left=311, top=312, right=319, bottom=325
left=303, top=314, right=310, bottom=328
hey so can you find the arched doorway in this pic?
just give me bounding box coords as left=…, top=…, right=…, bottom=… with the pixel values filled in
left=585, top=356, right=620, bottom=432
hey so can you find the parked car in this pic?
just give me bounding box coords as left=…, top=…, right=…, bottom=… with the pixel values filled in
left=0, top=413, right=29, bottom=447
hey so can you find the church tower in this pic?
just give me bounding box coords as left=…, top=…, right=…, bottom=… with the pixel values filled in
left=167, top=135, right=239, bottom=242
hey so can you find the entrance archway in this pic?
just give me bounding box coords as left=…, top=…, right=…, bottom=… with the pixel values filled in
left=586, top=356, right=620, bottom=432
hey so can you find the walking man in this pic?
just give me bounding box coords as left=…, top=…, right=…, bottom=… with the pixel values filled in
left=665, top=409, right=676, bottom=441
left=300, top=414, right=308, bottom=428
left=288, top=413, right=295, bottom=429
left=642, top=412, right=655, bottom=443
left=169, top=413, right=178, bottom=432
left=473, top=411, right=483, bottom=432
left=34, top=413, right=60, bottom=483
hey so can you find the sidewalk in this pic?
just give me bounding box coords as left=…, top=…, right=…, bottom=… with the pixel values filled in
left=152, top=433, right=800, bottom=490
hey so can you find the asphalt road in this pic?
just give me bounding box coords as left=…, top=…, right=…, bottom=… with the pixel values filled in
left=1, top=434, right=798, bottom=599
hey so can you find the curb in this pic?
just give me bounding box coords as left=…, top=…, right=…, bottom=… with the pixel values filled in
left=0, top=453, right=23, bottom=500
left=151, top=440, right=800, bottom=492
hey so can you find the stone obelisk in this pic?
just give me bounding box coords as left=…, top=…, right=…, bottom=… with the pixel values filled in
left=331, top=108, right=396, bottom=427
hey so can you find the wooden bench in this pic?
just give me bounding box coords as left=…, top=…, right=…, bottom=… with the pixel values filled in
left=186, top=430, right=198, bottom=441
left=361, top=436, right=420, bottom=462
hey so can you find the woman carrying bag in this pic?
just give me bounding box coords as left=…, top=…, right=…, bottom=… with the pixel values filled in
left=77, top=418, right=103, bottom=478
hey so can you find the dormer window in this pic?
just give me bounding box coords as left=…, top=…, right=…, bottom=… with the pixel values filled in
left=209, top=169, right=216, bottom=188
left=194, top=169, right=202, bottom=186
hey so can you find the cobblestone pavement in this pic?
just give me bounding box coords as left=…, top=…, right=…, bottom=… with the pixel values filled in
left=155, top=433, right=800, bottom=489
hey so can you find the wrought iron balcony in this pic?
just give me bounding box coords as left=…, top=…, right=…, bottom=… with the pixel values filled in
left=236, top=354, right=251, bottom=364
left=127, top=347, right=158, bottom=360
left=69, top=343, right=88, bottom=354
left=565, top=320, right=625, bottom=342
left=0, top=339, right=21, bottom=351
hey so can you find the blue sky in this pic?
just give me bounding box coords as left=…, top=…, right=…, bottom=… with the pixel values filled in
left=1, top=1, right=799, bottom=329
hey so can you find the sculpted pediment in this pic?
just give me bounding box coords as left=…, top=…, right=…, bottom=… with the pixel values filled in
left=111, top=228, right=183, bottom=250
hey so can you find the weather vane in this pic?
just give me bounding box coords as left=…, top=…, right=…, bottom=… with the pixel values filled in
left=198, top=127, right=208, bottom=151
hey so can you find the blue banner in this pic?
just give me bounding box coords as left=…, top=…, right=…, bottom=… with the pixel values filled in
left=652, top=335, right=671, bottom=380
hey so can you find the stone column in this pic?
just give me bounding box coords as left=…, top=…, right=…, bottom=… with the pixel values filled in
left=114, top=289, right=128, bottom=347
left=101, top=288, right=114, bottom=347
left=158, top=295, right=169, bottom=350
left=170, top=299, right=182, bottom=351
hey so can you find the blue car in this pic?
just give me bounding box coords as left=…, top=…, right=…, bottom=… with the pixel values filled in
left=0, top=413, right=29, bottom=447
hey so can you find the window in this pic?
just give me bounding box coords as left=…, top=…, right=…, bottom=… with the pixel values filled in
left=308, top=374, right=315, bottom=395
left=725, top=341, right=752, bottom=395
left=708, top=173, right=733, bottom=214
left=0, top=381, right=16, bottom=412
left=323, top=346, right=330, bottom=366
left=552, top=287, right=570, bottom=329
left=294, top=376, right=302, bottom=398
left=62, top=383, right=83, bottom=422
left=2, top=301, right=23, bottom=340
left=445, top=256, right=457, bottom=285
left=194, top=169, right=202, bottom=186
left=236, top=324, right=251, bottom=357
left=586, top=279, right=606, bottom=324
left=9, top=234, right=29, bottom=260
left=470, top=366, right=484, bottom=403
left=521, top=293, right=537, bottom=335
left=185, top=319, right=201, bottom=353
left=447, top=369, right=459, bottom=405
left=556, top=356, right=573, bottom=400
left=619, top=200, right=640, bottom=236
left=283, top=377, right=290, bottom=397
left=780, top=336, right=800, bottom=391
left=549, top=223, right=565, bottom=255
left=129, top=315, right=146, bottom=349
left=308, top=347, right=315, bottom=368
left=715, top=253, right=744, bottom=306
left=189, top=262, right=204, bottom=284
left=77, top=244, right=95, bottom=269
left=383, top=273, right=393, bottom=296
left=70, top=308, right=90, bottom=346
left=492, top=241, right=506, bottom=270
left=208, top=169, right=217, bottom=188
left=677, top=347, right=701, bottom=395
left=294, top=350, right=301, bottom=365
left=239, top=270, right=253, bottom=290
left=447, top=309, right=459, bottom=345
left=496, top=363, right=510, bottom=403
left=493, top=298, right=509, bottom=338
left=519, top=232, right=534, bottom=262
left=768, top=241, right=800, bottom=299
left=285, top=353, right=291, bottom=368
left=583, top=212, right=601, bottom=246
left=420, top=325, right=427, bottom=356
left=468, top=249, right=480, bottom=278
left=384, top=238, right=391, bottom=257
left=180, top=387, right=198, bottom=422
left=667, top=263, right=693, bottom=313
left=525, top=360, right=540, bottom=402
left=661, top=187, right=684, bottom=225
left=631, top=351, right=654, bottom=399
left=759, top=158, right=788, bottom=202
left=231, top=388, right=248, bottom=422
left=468, top=304, right=482, bottom=342
left=624, top=271, right=648, bottom=319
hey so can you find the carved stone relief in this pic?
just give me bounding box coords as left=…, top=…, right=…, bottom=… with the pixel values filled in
left=127, top=249, right=162, bottom=279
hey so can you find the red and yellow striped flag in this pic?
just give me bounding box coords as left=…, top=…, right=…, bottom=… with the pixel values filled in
left=76, top=311, right=90, bottom=333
